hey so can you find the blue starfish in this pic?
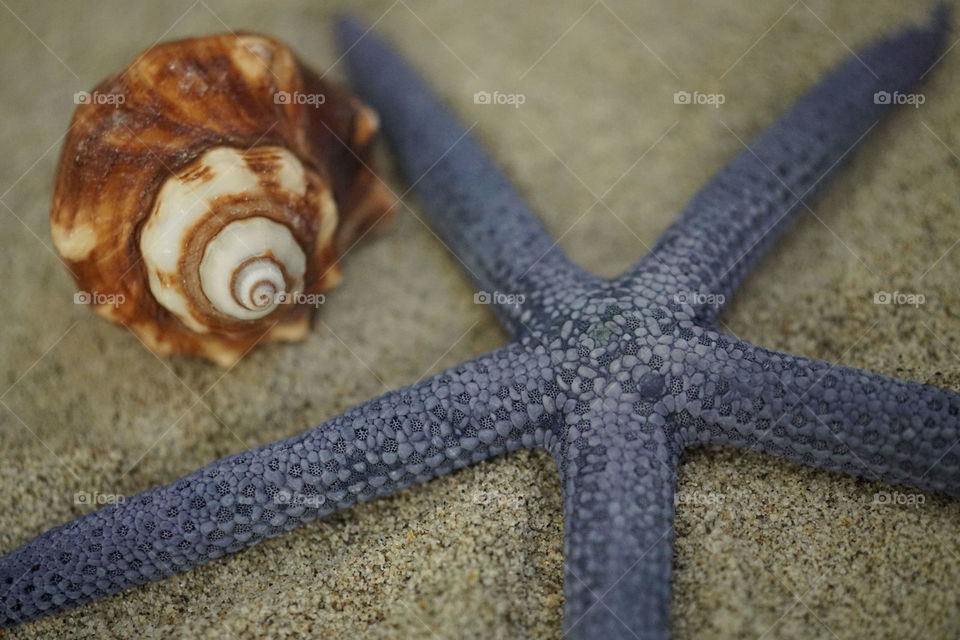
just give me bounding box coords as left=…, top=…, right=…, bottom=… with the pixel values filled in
left=1, top=8, right=957, bottom=639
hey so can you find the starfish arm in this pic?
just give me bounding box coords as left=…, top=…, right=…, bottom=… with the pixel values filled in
left=691, top=334, right=960, bottom=497
left=618, top=7, right=949, bottom=320
left=553, top=416, right=681, bottom=640
left=0, top=342, right=548, bottom=628
left=336, top=16, right=596, bottom=334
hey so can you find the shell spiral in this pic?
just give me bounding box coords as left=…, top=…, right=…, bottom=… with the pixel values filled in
left=50, top=33, right=395, bottom=365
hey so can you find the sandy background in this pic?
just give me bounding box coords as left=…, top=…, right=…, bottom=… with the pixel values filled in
left=1, top=0, right=958, bottom=638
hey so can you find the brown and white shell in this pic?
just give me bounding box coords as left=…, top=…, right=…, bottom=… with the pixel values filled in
left=50, top=32, right=395, bottom=366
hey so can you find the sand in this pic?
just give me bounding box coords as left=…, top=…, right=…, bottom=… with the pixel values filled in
left=0, top=0, right=958, bottom=637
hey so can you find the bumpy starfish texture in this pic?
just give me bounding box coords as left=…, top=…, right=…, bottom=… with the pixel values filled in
left=1, top=9, right=957, bottom=639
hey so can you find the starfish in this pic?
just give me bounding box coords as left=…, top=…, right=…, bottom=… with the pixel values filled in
left=2, top=8, right=957, bottom=639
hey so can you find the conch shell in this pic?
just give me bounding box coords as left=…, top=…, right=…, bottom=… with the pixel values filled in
left=50, top=32, right=395, bottom=366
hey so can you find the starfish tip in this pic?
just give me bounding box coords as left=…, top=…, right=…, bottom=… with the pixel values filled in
left=333, top=13, right=369, bottom=51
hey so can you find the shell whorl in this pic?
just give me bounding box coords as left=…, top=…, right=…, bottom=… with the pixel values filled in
left=199, top=218, right=306, bottom=320
left=139, top=146, right=328, bottom=332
